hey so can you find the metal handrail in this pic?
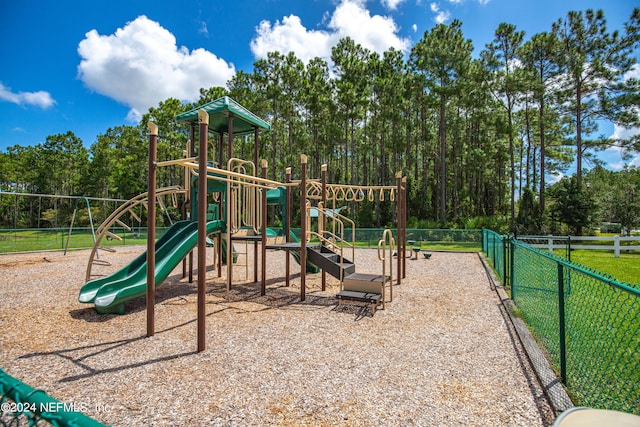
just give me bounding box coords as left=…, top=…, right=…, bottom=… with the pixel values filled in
left=306, top=201, right=356, bottom=283
left=316, top=202, right=356, bottom=262
left=377, top=229, right=395, bottom=306
left=227, top=158, right=260, bottom=234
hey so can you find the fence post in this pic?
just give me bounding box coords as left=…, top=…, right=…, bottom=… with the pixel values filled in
left=557, top=262, right=567, bottom=383
left=509, top=236, right=515, bottom=301
left=614, top=235, right=620, bottom=258
left=502, top=235, right=508, bottom=287
left=491, top=233, right=500, bottom=270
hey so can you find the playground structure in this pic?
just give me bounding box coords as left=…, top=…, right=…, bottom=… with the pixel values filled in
left=78, top=96, right=408, bottom=352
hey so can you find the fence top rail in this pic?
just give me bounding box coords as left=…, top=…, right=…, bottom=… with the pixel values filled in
left=0, top=191, right=128, bottom=203
left=511, top=239, right=640, bottom=297
left=519, top=234, right=640, bottom=242
left=355, top=228, right=481, bottom=232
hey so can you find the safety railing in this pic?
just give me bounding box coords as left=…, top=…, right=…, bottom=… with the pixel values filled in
left=377, top=229, right=395, bottom=306
left=306, top=201, right=356, bottom=282
left=228, top=158, right=260, bottom=234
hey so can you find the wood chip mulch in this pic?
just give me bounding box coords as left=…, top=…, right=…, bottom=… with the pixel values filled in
left=1, top=245, right=555, bottom=426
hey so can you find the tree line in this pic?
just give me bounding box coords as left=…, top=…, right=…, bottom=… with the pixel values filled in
left=1, top=8, right=639, bottom=234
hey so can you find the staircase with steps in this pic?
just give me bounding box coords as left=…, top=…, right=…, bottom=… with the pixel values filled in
left=306, top=244, right=390, bottom=315
left=306, top=245, right=355, bottom=280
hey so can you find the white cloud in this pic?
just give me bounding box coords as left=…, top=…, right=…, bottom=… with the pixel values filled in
left=612, top=123, right=640, bottom=142
left=430, top=3, right=451, bottom=24
left=412, top=24, right=418, bottom=32
left=446, top=0, right=491, bottom=4
left=610, top=59, right=640, bottom=150
left=251, top=15, right=332, bottom=64
left=607, top=123, right=640, bottom=171
left=624, top=63, right=640, bottom=81
left=0, top=82, right=56, bottom=109
left=329, top=0, right=409, bottom=53
left=250, top=0, right=410, bottom=64
left=597, top=145, right=640, bottom=171
left=198, top=21, right=209, bottom=37
left=547, top=171, right=564, bottom=185
left=381, top=0, right=405, bottom=10
left=77, top=15, right=235, bottom=122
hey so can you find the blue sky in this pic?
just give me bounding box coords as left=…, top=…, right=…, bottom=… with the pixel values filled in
left=1, top=0, right=638, bottom=174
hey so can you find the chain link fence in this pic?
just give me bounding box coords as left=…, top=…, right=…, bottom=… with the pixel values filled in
left=0, top=227, right=169, bottom=254
left=0, top=368, right=106, bottom=427
left=348, top=228, right=482, bottom=250
left=483, top=229, right=640, bottom=415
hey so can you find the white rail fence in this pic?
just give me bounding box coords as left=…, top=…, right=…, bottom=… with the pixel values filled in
left=520, top=235, right=640, bottom=258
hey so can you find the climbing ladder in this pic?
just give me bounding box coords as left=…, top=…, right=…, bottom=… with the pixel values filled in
left=84, top=186, right=186, bottom=281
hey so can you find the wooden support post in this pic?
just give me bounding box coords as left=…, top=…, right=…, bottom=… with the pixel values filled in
left=254, top=128, right=260, bottom=283
left=285, top=167, right=292, bottom=287
left=321, top=164, right=327, bottom=291
left=253, top=128, right=259, bottom=174
left=300, top=155, right=307, bottom=301
left=182, top=138, right=191, bottom=279
left=227, top=113, right=233, bottom=163
left=402, top=176, right=407, bottom=279
left=225, top=116, right=234, bottom=297
left=197, top=110, right=208, bottom=353
left=217, top=133, right=223, bottom=278
left=396, top=172, right=402, bottom=285
left=261, top=159, right=268, bottom=295
left=146, top=122, right=158, bottom=338
left=189, top=125, right=195, bottom=284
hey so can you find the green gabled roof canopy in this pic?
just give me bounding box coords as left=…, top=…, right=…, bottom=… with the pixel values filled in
left=176, top=96, right=271, bottom=135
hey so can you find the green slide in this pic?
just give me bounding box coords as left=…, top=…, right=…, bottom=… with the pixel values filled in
left=79, top=220, right=191, bottom=304
left=81, top=220, right=225, bottom=314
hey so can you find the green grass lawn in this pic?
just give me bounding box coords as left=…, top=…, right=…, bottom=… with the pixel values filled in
left=0, top=228, right=152, bottom=253
left=351, top=240, right=480, bottom=251
left=514, top=245, right=640, bottom=414
left=562, top=250, right=640, bottom=286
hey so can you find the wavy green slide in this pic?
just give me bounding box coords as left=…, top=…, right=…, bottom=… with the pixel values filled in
left=79, top=220, right=191, bottom=304
left=79, top=220, right=225, bottom=314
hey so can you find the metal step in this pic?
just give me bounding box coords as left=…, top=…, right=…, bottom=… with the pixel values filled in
left=342, top=273, right=388, bottom=294
left=336, top=290, right=382, bottom=316
left=307, top=245, right=355, bottom=280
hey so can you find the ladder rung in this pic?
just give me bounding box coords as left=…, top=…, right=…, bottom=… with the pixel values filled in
left=105, top=231, right=123, bottom=241
left=115, top=219, right=131, bottom=231
left=128, top=209, right=141, bottom=222
left=98, top=246, right=117, bottom=253
left=93, top=260, right=111, bottom=266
